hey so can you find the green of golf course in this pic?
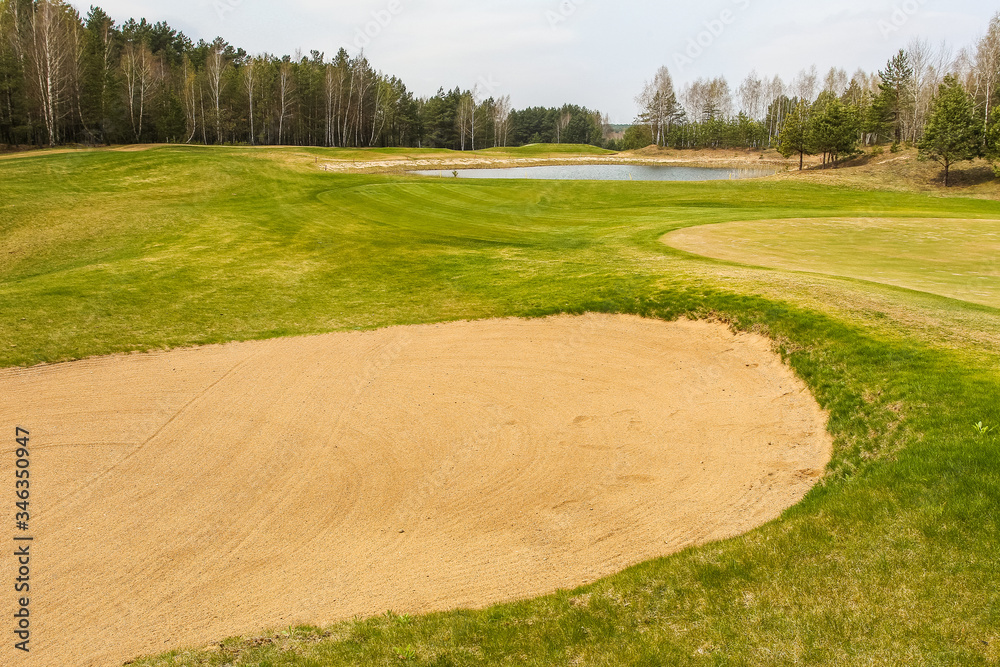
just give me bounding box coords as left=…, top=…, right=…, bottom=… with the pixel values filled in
left=666, top=216, right=1000, bottom=309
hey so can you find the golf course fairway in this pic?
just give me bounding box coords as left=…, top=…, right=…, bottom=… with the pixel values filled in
left=0, top=146, right=997, bottom=665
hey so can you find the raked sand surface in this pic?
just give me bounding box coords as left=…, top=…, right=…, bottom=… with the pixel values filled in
left=0, top=314, right=832, bottom=666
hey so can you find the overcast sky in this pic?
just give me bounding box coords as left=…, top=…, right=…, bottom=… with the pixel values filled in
left=76, top=1, right=997, bottom=122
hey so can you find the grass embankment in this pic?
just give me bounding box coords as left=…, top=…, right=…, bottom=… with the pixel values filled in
left=2, top=146, right=999, bottom=664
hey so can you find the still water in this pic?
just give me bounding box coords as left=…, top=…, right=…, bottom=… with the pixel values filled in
left=410, top=164, right=776, bottom=181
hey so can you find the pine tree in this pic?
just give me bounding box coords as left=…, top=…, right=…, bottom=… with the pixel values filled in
left=777, top=99, right=812, bottom=170
left=986, top=107, right=1000, bottom=173
left=79, top=6, right=119, bottom=143
left=809, top=94, right=858, bottom=167
left=918, top=76, right=982, bottom=186
left=877, top=49, right=914, bottom=145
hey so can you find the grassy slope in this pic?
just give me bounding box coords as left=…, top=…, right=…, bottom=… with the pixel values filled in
left=2, top=147, right=999, bottom=665
left=787, top=148, right=1000, bottom=199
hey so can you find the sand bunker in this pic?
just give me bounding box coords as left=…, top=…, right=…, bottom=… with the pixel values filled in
left=0, top=314, right=831, bottom=666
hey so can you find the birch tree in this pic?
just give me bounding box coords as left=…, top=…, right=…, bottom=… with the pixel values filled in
left=350, top=55, right=373, bottom=146
left=205, top=42, right=227, bottom=143
left=764, top=75, right=787, bottom=142
left=470, top=85, right=481, bottom=150
left=738, top=70, right=765, bottom=121
left=906, top=38, right=951, bottom=143
left=492, top=93, right=511, bottom=147
left=974, top=13, right=1000, bottom=133
left=338, top=51, right=354, bottom=147
left=327, top=50, right=349, bottom=147
left=791, top=65, right=818, bottom=103
left=323, top=60, right=338, bottom=146
left=121, top=39, right=155, bottom=141
left=844, top=69, right=870, bottom=107
left=456, top=90, right=472, bottom=150
left=25, top=0, right=78, bottom=146
left=181, top=54, right=197, bottom=143
left=682, top=77, right=732, bottom=122
left=370, top=74, right=394, bottom=147
left=242, top=55, right=257, bottom=144
left=637, top=66, right=681, bottom=145
left=2, top=0, right=29, bottom=68
left=823, top=67, right=848, bottom=97
left=556, top=108, right=571, bottom=144
left=277, top=60, right=295, bottom=144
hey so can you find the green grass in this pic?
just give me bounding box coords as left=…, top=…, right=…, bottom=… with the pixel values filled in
left=2, top=146, right=999, bottom=665
left=665, top=216, right=1000, bottom=309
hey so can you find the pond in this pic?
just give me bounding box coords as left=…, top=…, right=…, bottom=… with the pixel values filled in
left=410, top=164, right=776, bottom=181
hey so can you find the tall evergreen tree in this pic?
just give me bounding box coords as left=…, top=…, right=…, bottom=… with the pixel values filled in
left=918, top=76, right=982, bottom=186
left=79, top=7, right=119, bottom=143
left=778, top=99, right=812, bottom=170
left=986, top=107, right=1000, bottom=171
left=877, top=49, right=914, bottom=145
left=809, top=94, right=858, bottom=167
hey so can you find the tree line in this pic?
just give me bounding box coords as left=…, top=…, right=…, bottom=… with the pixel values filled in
left=0, top=1, right=608, bottom=149
left=626, top=12, right=1000, bottom=179
left=4, top=0, right=1000, bottom=172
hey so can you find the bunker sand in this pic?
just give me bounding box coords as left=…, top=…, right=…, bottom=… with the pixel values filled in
left=0, top=315, right=832, bottom=666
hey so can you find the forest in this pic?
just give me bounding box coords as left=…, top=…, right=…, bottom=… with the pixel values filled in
left=628, top=25, right=1000, bottom=180
left=0, top=1, right=605, bottom=149
left=1, top=0, right=999, bottom=168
